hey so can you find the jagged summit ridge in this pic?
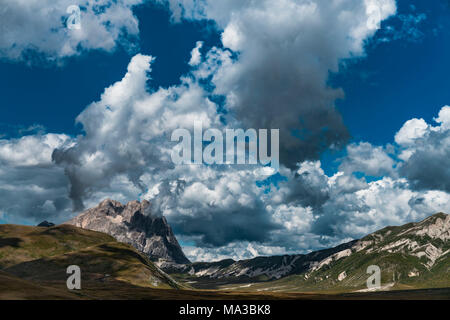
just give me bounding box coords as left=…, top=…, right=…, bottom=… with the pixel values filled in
left=66, top=199, right=190, bottom=264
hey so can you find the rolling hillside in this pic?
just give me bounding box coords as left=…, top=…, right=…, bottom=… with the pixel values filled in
left=0, top=224, right=181, bottom=291
left=0, top=213, right=448, bottom=299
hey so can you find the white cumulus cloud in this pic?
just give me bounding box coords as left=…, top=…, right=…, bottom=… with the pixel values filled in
left=0, top=0, right=143, bottom=63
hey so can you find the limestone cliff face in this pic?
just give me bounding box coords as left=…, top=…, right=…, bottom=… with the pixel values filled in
left=66, top=199, right=190, bottom=265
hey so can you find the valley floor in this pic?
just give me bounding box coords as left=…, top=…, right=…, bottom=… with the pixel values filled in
left=1, top=272, right=449, bottom=300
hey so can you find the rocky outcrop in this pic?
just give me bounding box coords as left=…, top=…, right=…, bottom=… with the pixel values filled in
left=66, top=199, right=190, bottom=264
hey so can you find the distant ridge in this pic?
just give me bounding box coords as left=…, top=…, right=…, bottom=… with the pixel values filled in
left=37, top=221, right=55, bottom=227
left=163, top=213, right=449, bottom=292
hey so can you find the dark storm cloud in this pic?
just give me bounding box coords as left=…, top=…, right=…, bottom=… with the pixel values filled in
left=171, top=205, right=280, bottom=247
left=283, top=162, right=331, bottom=209
left=0, top=141, right=73, bottom=223
left=152, top=177, right=281, bottom=247
left=168, top=0, right=397, bottom=168
left=400, top=129, right=450, bottom=193
left=230, top=59, right=350, bottom=169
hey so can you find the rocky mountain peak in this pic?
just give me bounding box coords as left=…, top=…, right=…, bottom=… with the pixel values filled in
left=413, top=213, right=450, bottom=240
left=66, top=199, right=190, bottom=265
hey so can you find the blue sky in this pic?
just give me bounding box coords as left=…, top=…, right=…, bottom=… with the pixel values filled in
left=1, top=0, right=448, bottom=169
left=0, top=0, right=449, bottom=260
left=333, top=0, right=450, bottom=142
left=328, top=0, right=450, bottom=173
left=0, top=2, right=220, bottom=137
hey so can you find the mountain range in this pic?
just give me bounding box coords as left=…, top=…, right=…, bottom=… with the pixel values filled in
left=0, top=199, right=448, bottom=298
left=65, top=199, right=449, bottom=292
left=170, top=213, right=449, bottom=292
